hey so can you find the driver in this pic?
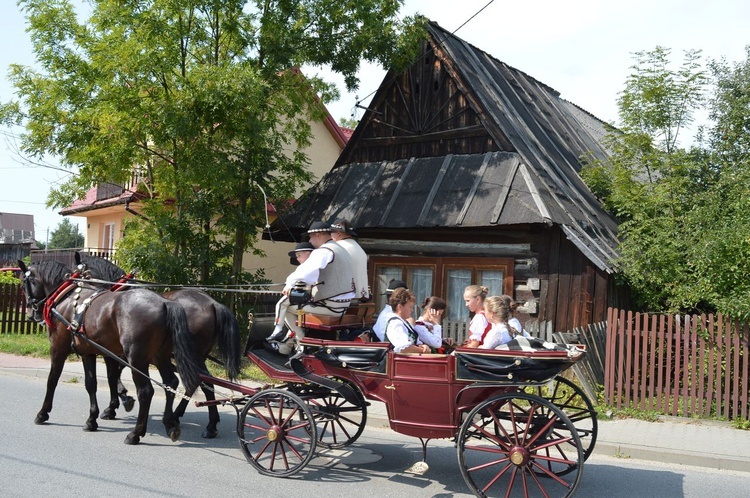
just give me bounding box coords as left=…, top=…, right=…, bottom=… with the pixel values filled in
left=266, top=221, right=355, bottom=354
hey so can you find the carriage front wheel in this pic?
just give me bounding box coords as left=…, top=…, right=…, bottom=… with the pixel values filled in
left=457, top=392, right=583, bottom=498
left=301, top=379, right=368, bottom=449
left=238, top=389, right=317, bottom=477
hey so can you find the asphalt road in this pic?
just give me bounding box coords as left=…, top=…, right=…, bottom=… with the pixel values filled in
left=2, top=372, right=749, bottom=497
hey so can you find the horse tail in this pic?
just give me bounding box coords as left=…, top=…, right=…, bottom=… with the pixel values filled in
left=213, top=303, right=242, bottom=381
left=165, top=301, right=202, bottom=393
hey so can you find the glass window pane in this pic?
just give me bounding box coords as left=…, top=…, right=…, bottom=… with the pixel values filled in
left=375, top=267, right=402, bottom=311
left=407, top=268, right=433, bottom=318
left=446, top=269, right=471, bottom=321
left=480, top=270, right=504, bottom=296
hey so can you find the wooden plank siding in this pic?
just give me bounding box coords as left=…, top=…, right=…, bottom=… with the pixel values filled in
left=605, top=308, right=750, bottom=421
left=535, top=228, right=613, bottom=334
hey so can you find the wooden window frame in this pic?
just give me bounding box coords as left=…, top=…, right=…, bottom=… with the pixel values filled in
left=370, top=256, right=514, bottom=298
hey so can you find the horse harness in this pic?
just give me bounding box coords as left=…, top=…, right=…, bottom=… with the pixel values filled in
left=43, top=276, right=108, bottom=354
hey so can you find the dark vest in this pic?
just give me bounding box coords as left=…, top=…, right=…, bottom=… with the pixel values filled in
left=312, top=241, right=355, bottom=301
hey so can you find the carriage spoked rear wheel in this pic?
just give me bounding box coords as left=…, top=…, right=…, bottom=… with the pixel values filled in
left=457, top=392, right=583, bottom=498
left=303, top=378, right=367, bottom=449
left=238, top=389, right=317, bottom=477
left=523, top=375, right=598, bottom=474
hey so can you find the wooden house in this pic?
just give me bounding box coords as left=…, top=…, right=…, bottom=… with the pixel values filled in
left=265, top=21, right=626, bottom=339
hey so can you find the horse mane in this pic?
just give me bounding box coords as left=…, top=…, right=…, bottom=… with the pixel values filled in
left=80, top=255, right=127, bottom=282
left=35, top=260, right=73, bottom=288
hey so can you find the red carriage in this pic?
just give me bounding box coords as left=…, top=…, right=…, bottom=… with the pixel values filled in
left=198, top=306, right=597, bottom=498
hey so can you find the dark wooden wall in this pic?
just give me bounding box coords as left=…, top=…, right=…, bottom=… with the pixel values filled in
left=535, top=226, right=621, bottom=333
left=363, top=225, right=621, bottom=335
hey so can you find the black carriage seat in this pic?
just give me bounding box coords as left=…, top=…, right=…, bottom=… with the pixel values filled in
left=455, top=339, right=585, bottom=383
left=300, top=301, right=376, bottom=332
left=301, top=337, right=389, bottom=373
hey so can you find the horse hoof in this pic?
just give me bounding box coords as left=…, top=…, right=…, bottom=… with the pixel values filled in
left=169, top=425, right=181, bottom=442
left=125, top=434, right=140, bottom=445
left=101, top=409, right=116, bottom=420
left=202, top=428, right=218, bottom=439
left=84, top=421, right=98, bottom=432
left=34, top=413, right=49, bottom=425
left=123, top=397, right=135, bottom=412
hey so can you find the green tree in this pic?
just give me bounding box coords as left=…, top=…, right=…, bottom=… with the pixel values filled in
left=683, top=47, right=750, bottom=319
left=582, top=47, right=709, bottom=312
left=339, top=117, right=360, bottom=129
left=47, top=219, right=84, bottom=249
left=1, top=0, right=425, bottom=286
left=584, top=46, right=750, bottom=319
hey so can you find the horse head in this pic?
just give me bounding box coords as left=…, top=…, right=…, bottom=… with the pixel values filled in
left=17, top=260, right=73, bottom=323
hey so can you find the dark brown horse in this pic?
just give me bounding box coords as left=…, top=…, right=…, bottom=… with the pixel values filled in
left=18, top=259, right=202, bottom=445
left=75, top=254, right=242, bottom=438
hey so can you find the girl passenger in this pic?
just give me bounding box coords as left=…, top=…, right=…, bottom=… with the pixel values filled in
left=463, top=285, right=490, bottom=348
left=480, top=296, right=531, bottom=349
left=385, top=288, right=434, bottom=354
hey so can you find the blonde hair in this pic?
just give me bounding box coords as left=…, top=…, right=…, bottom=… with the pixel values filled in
left=464, top=285, right=489, bottom=301
left=484, top=296, right=510, bottom=322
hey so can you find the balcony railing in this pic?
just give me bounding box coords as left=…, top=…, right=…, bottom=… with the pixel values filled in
left=31, top=247, right=116, bottom=268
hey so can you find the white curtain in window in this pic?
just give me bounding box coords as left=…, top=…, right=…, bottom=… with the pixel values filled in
left=408, top=267, right=433, bottom=317
left=480, top=270, right=504, bottom=296
left=446, top=269, right=471, bottom=321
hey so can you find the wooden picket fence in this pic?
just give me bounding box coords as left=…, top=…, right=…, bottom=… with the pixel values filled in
left=0, top=283, right=41, bottom=334
left=605, top=307, right=750, bottom=420
left=553, top=321, right=607, bottom=404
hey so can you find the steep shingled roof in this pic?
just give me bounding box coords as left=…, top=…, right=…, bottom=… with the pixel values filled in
left=269, top=21, right=620, bottom=273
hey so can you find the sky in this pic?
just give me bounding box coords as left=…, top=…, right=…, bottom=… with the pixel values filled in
left=1, top=0, right=748, bottom=240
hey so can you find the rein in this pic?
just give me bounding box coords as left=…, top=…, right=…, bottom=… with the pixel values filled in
left=71, top=277, right=284, bottom=294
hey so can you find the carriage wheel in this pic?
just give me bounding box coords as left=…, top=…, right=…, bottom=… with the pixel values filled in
left=524, top=376, right=598, bottom=473
left=305, top=380, right=368, bottom=449
left=238, top=389, right=317, bottom=477
left=457, top=392, right=583, bottom=498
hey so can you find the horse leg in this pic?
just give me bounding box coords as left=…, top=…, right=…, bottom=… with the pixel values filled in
left=81, top=354, right=100, bottom=431
left=35, top=346, right=69, bottom=425
left=156, top=360, right=181, bottom=442
left=125, top=361, right=155, bottom=445
left=173, top=360, right=218, bottom=439
left=116, top=362, right=136, bottom=412
left=200, top=381, right=220, bottom=439
left=101, top=356, right=122, bottom=420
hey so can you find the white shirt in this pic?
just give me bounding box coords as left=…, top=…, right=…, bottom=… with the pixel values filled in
left=480, top=321, right=531, bottom=349
left=284, top=245, right=355, bottom=300
left=479, top=322, right=513, bottom=349
left=468, top=311, right=491, bottom=342
left=413, top=320, right=443, bottom=348
left=385, top=313, right=439, bottom=353
left=336, top=237, right=370, bottom=299
left=372, top=304, right=392, bottom=341
left=509, top=317, right=526, bottom=336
